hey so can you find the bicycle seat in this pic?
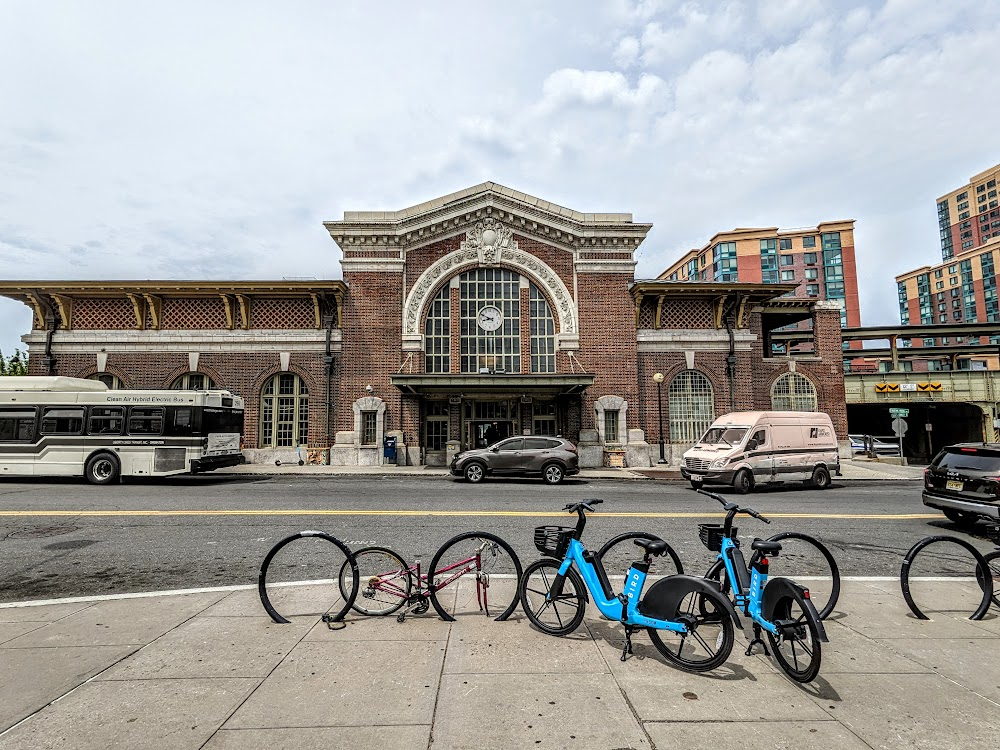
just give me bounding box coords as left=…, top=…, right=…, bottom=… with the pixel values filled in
left=633, top=538, right=668, bottom=557
left=751, top=539, right=782, bottom=555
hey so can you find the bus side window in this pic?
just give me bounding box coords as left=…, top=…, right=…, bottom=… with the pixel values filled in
left=0, top=409, right=37, bottom=442
left=88, top=407, right=124, bottom=436
left=128, top=407, right=164, bottom=435
left=40, top=407, right=85, bottom=435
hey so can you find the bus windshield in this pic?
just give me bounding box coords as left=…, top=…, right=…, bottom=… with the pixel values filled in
left=203, top=408, right=244, bottom=433
left=698, top=427, right=749, bottom=447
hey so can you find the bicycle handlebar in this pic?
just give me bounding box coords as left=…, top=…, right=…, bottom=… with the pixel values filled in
left=695, top=489, right=770, bottom=524
left=563, top=498, right=604, bottom=513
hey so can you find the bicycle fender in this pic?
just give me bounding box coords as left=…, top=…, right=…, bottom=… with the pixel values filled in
left=762, top=577, right=828, bottom=642
left=639, top=574, right=742, bottom=629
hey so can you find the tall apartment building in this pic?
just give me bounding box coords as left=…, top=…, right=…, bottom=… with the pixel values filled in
left=659, top=221, right=861, bottom=332
left=895, top=163, right=1000, bottom=356
left=937, top=163, right=1000, bottom=260
left=896, top=235, right=1000, bottom=330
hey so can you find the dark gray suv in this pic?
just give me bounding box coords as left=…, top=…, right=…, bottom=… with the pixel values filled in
left=922, top=443, right=1000, bottom=525
left=450, top=437, right=579, bottom=485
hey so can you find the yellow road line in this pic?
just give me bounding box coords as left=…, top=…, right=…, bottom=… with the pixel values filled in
left=0, top=510, right=941, bottom=519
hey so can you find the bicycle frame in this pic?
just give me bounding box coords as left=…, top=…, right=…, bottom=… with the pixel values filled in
left=369, top=552, right=485, bottom=604
left=555, top=538, right=687, bottom=633
left=717, top=535, right=778, bottom=635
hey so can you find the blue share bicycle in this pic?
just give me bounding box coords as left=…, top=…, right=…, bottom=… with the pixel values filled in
left=518, top=499, right=742, bottom=672
left=696, top=489, right=829, bottom=683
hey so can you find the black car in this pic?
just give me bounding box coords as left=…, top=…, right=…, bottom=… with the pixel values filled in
left=450, top=436, right=580, bottom=485
left=922, top=443, right=1000, bottom=525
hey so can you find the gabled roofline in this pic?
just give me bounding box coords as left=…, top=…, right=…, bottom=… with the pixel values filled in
left=324, top=182, right=652, bottom=253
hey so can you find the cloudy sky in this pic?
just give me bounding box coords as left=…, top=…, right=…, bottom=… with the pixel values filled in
left=2, top=0, right=999, bottom=357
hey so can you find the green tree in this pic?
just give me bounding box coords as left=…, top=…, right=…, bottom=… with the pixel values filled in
left=0, top=348, right=28, bottom=376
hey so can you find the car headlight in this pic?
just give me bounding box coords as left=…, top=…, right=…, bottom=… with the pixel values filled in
left=710, top=457, right=729, bottom=469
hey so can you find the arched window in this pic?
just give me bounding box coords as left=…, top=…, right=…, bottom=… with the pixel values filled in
left=771, top=372, right=818, bottom=411
left=424, top=285, right=450, bottom=373
left=668, top=371, right=715, bottom=443
left=424, top=269, right=558, bottom=374
left=89, top=373, right=122, bottom=389
left=171, top=372, right=216, bottom=390
left=260, top=373, right=309, bottom=448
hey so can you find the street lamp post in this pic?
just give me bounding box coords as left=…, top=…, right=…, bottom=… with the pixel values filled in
left=653, top=372, right=666, bottom=464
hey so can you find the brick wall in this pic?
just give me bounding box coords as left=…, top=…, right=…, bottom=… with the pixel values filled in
left=46, top=351, right=330, bottom=448
left=577, top=273, right=637, bottom=432
left=338, top=269, right=405, bottom=438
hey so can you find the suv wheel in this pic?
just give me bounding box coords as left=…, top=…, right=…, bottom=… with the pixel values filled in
left=542, top=463, right=565, bottom=485
left=464, top=462, right=486, bottom=483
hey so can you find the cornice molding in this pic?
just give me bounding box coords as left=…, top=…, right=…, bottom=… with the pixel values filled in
left=326, top=185, right=652, bottom=255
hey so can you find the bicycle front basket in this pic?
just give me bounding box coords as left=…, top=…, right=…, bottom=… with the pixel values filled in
left=533, top=526, right=574, bottom=558
left=697, top=523, right=733, bottom=552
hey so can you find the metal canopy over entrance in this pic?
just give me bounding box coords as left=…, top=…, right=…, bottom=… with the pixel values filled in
left=390, top=374, right=595, bottom=396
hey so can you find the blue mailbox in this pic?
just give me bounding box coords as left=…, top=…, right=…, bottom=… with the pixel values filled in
left=383, top=436, right=398, bottom=464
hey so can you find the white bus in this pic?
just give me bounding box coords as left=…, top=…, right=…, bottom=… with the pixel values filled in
left=0, top=376, right=246, bottom=484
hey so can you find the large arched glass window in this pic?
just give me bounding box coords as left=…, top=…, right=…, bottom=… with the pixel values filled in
left=771, top=372, right=818, bottom=411
left=460, top=268, right=521, bottom=373
left=424, top=285, right=450, bottom=373
left=668, top=371, right=715, bottom=443
left=260, top=373, right=308, bottom=448
left=171, top=372, right=216, bottom=390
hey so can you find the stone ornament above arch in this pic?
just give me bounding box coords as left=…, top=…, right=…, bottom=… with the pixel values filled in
left=402, top=220, right=577, bottom=336
left=594, top=395, right=628, bottom=445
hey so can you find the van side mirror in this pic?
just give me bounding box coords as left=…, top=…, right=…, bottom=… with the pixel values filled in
left=746, top=439, right=758, bottom=451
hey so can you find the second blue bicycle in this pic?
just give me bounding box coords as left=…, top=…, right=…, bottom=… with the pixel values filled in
left=518, top=499, right=742, bottom=672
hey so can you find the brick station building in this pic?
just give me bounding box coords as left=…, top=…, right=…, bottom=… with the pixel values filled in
left=1, top=184, right=849, bottom=466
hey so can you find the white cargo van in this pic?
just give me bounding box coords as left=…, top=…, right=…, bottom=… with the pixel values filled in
left=681, top=411, right=840, bottom=494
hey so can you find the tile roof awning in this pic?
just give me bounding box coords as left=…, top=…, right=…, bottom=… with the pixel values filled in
left=390, top=374, right=595, bottom=396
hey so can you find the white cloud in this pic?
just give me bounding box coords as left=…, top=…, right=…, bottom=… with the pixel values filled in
left=613, top=36, right=641, bottom=68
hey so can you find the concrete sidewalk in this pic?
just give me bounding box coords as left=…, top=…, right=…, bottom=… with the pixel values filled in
left=219, top=459, right=926, bottom=482
left=2, top=578, right=997, bottom=749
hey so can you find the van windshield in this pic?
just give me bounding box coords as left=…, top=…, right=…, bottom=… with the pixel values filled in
left=698, top=427, right=748, bottom=447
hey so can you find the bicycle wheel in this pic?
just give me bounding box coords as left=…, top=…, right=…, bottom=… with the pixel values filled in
left=976, top=550, right=1000, bottom=609
left=647, top=588, right=734, bottom=672
left=900, top=535, right=992, bottom=620
left=428, top=531, right=522, bottom=622
left=519, top=558, right=587, bottom=635
left=595, top=532, right=684, bottom=580
left=766, top=532, right=841, bottom=620
left=764, top=589, right=823, bottom=683
left=258, top=531, right=358, bottom=625
left=338, top=546, right=413, bottom=616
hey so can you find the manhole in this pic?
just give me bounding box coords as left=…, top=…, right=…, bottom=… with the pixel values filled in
left=44, top=539, right=98, bottom=551
left=6, top=525, right=80, bottom=540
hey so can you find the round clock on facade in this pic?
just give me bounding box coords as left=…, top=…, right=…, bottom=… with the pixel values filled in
left=477, top=305, right=503, bottom=331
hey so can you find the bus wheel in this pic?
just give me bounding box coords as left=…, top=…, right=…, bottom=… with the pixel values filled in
left=86, top=453, right=120, bottom=485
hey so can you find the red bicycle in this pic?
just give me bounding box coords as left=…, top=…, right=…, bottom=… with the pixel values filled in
left=337, top=531, right=522, bottom=622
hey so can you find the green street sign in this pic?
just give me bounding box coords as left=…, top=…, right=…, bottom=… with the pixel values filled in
left=889, top=408, right=910, bottom=418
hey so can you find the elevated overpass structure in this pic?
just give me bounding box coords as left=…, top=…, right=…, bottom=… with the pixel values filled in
left=772, top=323, right=1000, bottom=462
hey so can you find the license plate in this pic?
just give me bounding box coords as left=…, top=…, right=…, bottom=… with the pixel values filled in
left=946, top=480, right=964, bottom=491
left=690, top=474, right=703, bottom=481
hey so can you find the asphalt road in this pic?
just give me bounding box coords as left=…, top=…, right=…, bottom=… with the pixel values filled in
left=1, top=474, right=994, bottom=604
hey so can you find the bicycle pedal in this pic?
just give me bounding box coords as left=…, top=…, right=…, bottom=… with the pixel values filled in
left=396, top=612, right=407, bottom=623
